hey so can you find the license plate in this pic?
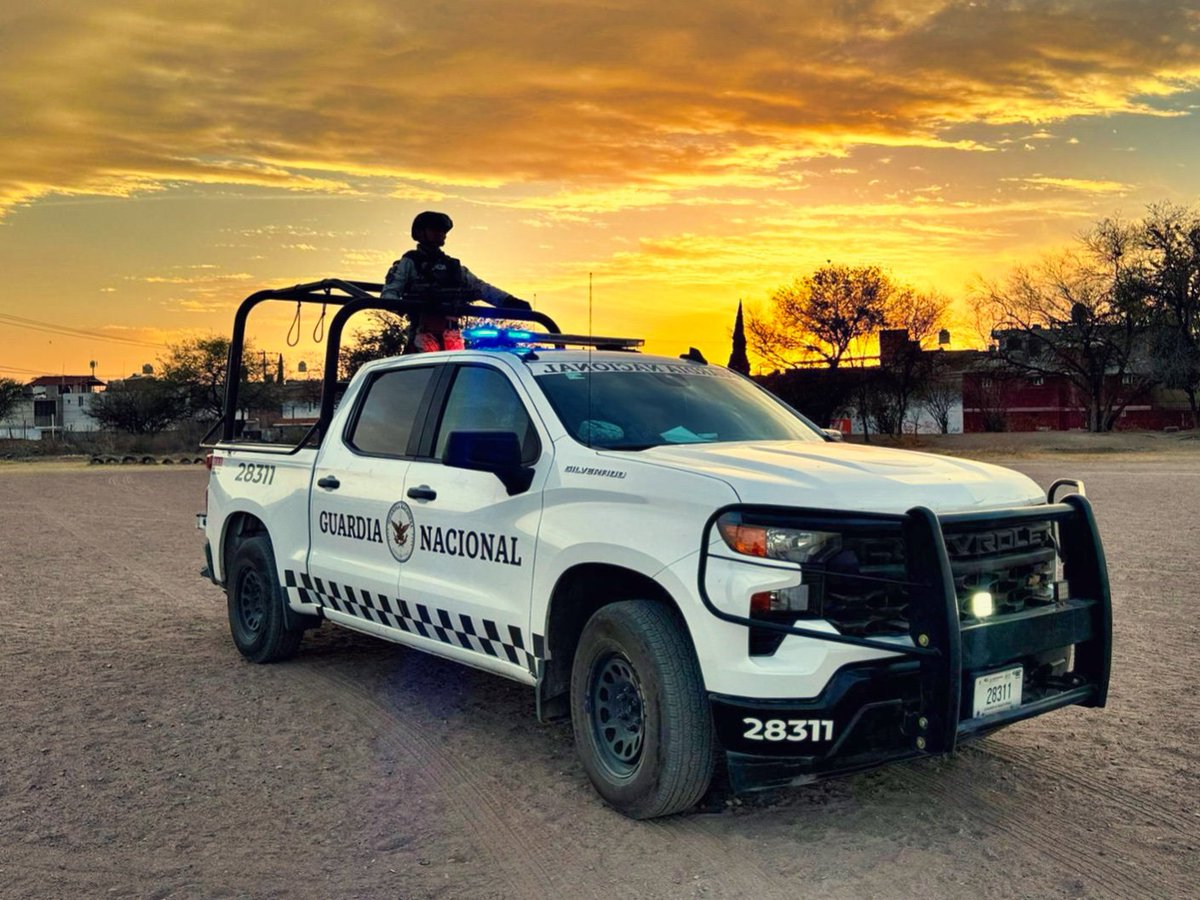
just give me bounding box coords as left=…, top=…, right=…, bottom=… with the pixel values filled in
left=972, top=666, right=1023, bottom=718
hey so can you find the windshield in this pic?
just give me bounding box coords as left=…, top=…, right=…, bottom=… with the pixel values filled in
left=530, top=360, right=823, bottom=449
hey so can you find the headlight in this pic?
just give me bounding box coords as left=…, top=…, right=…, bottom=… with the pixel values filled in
left=716, top=513, right=842, bottom=564
left=715, top=512, right=916, bottom=655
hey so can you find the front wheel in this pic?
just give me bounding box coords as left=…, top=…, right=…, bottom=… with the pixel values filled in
left=570, top=601, right=715, bottom=819
left=226, top=535, right=303, bottom=663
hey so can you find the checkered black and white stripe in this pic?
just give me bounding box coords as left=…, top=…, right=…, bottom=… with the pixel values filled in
left=284, top=569, right=544, bottom=678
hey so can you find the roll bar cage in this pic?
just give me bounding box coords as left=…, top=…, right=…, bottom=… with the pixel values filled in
left=201, top=278, right=562, bottom=451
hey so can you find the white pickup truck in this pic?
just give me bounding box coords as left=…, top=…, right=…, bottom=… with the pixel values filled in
left=199, top=280, right=1111, bottom=819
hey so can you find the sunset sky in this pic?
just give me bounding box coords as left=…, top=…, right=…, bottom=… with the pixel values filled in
left=2, top=0, right=1199, bottom=382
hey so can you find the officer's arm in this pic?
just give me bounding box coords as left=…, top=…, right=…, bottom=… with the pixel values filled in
left=461, top=266, right=531, bottom=310
left=381, top=257, right=415, bottom=300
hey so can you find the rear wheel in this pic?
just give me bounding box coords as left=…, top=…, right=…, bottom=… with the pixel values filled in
left=570, top=601, right=715, bottom=819
left=227, top=535, right=303, bottom=663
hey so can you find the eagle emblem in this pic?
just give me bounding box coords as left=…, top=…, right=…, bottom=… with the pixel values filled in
left=391, top=519, right=411, bottom=547
left=385, top=501, right=416, bottom=563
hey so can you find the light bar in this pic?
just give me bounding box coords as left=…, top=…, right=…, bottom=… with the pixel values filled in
left=549, top=333, right=644, bottom=349
left=462, top=327, right=643, bottom=350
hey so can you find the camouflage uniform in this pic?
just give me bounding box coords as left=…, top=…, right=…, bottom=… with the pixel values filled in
left=381, top=247, right=530, bottom=352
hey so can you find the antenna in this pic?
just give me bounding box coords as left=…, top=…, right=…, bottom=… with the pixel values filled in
left=587, top=272, right=593, bottom=449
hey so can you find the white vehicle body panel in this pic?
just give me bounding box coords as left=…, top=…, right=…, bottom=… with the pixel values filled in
left=206, top=449, right=317, bottom=586
left=205, top=349, right=1053, bottom=699
left=637, top=441, right=1044, bottom=513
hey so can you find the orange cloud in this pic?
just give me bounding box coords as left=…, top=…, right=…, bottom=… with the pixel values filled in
left=2, top=0, right=1198, bottom=218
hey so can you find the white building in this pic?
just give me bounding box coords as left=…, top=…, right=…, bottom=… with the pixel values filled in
left=0, top=375, right=105, bottom=440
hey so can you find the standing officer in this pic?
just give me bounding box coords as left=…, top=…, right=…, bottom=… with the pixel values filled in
left=381, top=211, right=531, bottom=352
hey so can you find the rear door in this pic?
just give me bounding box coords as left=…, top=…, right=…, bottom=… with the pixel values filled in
left=305, top=362, right=441, bottom=616
left=396, top=362, right=549, bottom=677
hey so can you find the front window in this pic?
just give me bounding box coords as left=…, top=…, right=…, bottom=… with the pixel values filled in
left=433, top=365, right=540, bottom=464
left=531, top=361, right=823, bottom=449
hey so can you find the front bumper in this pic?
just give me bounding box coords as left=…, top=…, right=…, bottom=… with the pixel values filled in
left=698, top=492, right=1111, bottom=792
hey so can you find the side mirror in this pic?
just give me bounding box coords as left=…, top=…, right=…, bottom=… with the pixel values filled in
left=821, top=428, right=844, bottom=442
left=443, top=431, right=534, bottom=495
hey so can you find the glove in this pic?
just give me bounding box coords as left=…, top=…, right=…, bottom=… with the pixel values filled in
left=503, top=296, right=532, bottom=311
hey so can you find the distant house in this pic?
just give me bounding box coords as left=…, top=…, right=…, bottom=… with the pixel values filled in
left=756, top=326, right=1195, bottom=434
left=961, top=327, right=1195, bottom=432
left=961, top=369, right=1193, bottom=432
left=755, top=333, right=982, bottom=435
left=231, top=379, right=323, bottom=442
left=0, top=375, right=106, bottom=440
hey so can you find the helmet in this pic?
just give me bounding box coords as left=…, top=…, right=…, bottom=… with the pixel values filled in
left=411, top=210, right=453, bottom=241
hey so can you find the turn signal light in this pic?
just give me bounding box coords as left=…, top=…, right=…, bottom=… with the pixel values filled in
left=750, top=585, right=811, bottom=615
left=718, top=521, right=768, bottom=557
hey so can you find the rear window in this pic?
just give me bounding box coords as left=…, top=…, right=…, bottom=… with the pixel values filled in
left=348, top=366, right=435, bottom=456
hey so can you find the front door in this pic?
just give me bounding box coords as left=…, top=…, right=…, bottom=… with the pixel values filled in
left=396, top=362, right=548, bottom=677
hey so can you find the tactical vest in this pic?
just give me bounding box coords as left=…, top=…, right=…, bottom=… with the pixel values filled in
left=401, top=249, right=465, bottom=303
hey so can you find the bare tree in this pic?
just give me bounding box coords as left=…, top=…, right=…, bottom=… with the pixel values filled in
left=873, top=289, right=951, bottom=434
left=973, top=223, right=1154, bottom=433
left=888, top=287, right=948, bottom=346
left=747, top=264, right=892, bottom=371
left=1139, top=202, right=1200, bottom=420
left=964, top=362, right=1021, bottom=432
left=921, top=374, right=960, bottom=436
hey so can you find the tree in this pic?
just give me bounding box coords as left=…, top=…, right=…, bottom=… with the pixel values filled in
left=339, top=312, right=410, bottom=379
left=748, top=265, right=949, bottom=433
left=338, top=310, right=528, bottom=378
left=973, top=222, right=1155, bottom=432
left=158, top=335, right=284, bottom=422
left=917, top=357, right=962, bottom=435
left=968, top=365, right=1021, bottom=432
left=747, top=264, right=893, bottom=371
left=0, top=377, right=24, bottom=422
left=1139, top=202, right=1200, bottom=420
left=870, top=289, right=950, bottom=434
left=88, top=378, right=188, bottom=434
left=158, top=336, right=232, bottom=420
left=728, top=301, right=750, bottom=374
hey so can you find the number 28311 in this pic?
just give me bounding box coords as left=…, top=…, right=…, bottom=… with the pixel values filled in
left=742, top=718, right=834, bottom=742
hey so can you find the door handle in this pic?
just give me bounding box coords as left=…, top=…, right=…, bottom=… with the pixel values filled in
left=407, top=485, right=437, bottom=501
left=317, top=475, right=340, bottom=490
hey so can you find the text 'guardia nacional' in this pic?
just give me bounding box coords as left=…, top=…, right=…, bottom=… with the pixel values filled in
left=418, top=525, right=523, bottom=566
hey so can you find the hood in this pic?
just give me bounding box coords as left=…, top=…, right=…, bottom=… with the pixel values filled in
left=626, top=440, right=1044, bottom=514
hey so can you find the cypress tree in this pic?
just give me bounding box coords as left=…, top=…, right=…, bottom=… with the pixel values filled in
left=728, top=300, right=750, bottom=374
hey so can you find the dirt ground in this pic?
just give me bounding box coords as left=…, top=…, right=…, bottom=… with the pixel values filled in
left=1, top=443, right=1198, bottom=899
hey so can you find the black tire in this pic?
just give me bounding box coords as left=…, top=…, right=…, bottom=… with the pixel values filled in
left=570, top=601, right=715, bottom=819
left=226, top=534, right=303, bottom=663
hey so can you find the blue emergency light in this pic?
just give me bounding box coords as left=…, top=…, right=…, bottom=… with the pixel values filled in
left=461, top=326, right=645, bottom=351
left=462, top=326, right=539, bottom=348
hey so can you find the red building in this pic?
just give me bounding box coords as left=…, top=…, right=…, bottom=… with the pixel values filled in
left=961, top=370, right=1194, bottom=432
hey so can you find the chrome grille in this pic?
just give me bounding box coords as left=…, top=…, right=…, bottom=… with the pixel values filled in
left=819, top=534, right=909, bottom=636
left=944, top=521, right=1058, bottom=618
left=809, top=521, right=1060, bottom=637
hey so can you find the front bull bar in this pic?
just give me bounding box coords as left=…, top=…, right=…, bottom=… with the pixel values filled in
left=696, top=491, right=1111, bottom=755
